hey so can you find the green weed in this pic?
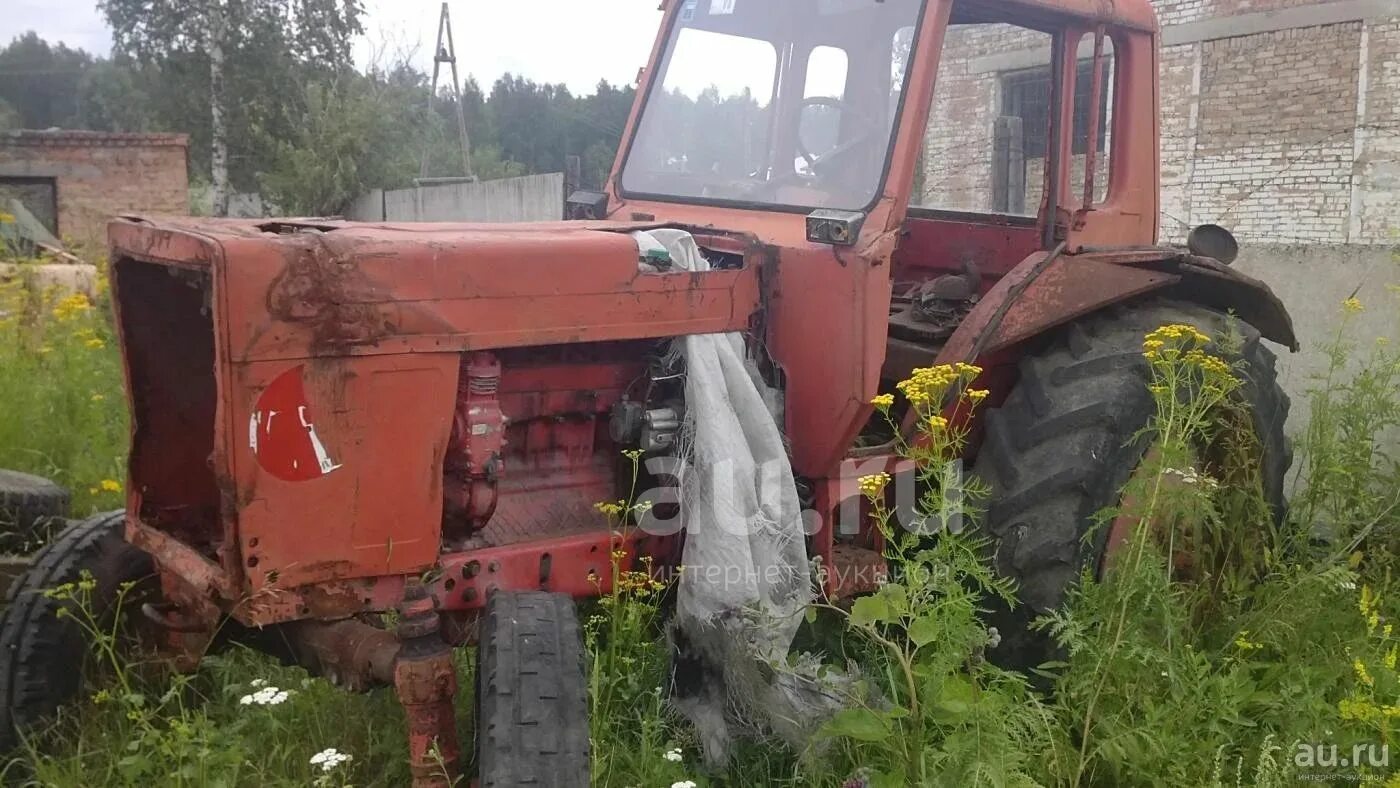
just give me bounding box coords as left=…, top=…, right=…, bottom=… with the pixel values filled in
left=0, top=262, right=126, bottom=527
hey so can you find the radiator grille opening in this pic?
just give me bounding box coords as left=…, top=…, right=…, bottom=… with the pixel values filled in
left=114, top=257, right=222, bottom=555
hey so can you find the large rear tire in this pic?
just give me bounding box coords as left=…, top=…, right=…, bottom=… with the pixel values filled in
left=475, top=590, right=590, bottom=787
left=0, top=511, right=152, bottom=751
left=973, top=299, right=1290, bottom=671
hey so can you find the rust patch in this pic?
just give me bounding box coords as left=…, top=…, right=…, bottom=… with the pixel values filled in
left=266, top=236, right=387, bottom=351
left=301, top=581, right=371, bottom=617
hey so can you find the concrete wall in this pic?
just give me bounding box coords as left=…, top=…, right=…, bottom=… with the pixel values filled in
left=1236, top=243, right=1398, bottom=440
left=0, top=130, right=189, bottom=250
left=345, top=173, right=565, bottom=223
left=189, top=189, right=272, bottom=218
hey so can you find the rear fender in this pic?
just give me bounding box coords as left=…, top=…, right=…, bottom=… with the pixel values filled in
left=937, top=248, right=1298, bottom=368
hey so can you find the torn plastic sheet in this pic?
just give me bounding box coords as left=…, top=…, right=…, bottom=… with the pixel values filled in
left=632, top=229, right=844, bottom=764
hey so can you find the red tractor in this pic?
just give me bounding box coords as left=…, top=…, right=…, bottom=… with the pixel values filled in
left=0, top=0, right=1294, bottom=784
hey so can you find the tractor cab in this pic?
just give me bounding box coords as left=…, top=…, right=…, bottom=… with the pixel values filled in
left=610, top=0, right=1158, bottom=245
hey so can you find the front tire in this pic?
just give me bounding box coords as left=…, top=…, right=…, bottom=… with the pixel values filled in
left=475, top=590, right=589, bottom=787
left=0, top=511, right=152, bottom=751
left=973, top=300, right=1290, bottom=671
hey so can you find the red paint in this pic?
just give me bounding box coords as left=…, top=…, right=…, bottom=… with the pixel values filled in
left=249, top=365, right=341, bottom=482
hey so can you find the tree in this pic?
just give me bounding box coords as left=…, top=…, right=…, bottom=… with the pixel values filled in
left=100, top=0, right=365, bottom=215
left=469, top=75, right=634, bottom=188
left=257, top=66, right=439, bottom=215
left=73, top=59, right=155, bottom=132
left=0, top=33, right=93, bottom=129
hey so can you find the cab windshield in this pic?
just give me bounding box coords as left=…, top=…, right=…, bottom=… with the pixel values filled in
left=619, top=0, right=926, bottom=212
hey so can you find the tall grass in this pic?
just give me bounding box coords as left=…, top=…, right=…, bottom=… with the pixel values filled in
left=0, top=262, right=127, bottom=521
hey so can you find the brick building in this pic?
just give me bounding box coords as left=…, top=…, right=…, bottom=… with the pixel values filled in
left=0, top=130, right=189, bottom=250
left=919, top=0, right=1400, bottom=245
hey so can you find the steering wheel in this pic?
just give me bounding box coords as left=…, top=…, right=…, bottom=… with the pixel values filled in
left=794, top=96, right=881, bottom=176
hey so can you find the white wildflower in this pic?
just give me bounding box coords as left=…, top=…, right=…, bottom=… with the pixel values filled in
left=310, top=747, right=353, bottom=772
left=1163, top=466, right=1218, bottom=489
left=239, top=686, right=292, bottom=706
left=249, top=678, right=268, bottom=688
left=663, top=748, right=684, bottom=762
left=671, top=782, right=697, bottom=788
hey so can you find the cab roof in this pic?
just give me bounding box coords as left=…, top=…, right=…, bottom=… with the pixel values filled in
left=949, top=0, right=1158, bottom=33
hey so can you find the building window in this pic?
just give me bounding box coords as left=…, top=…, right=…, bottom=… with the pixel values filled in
left=0, top=176, right=59, bottom=238
left=1001, top=59, right=1110, bottom=161
left=912, top=22, right=1053, bottom=216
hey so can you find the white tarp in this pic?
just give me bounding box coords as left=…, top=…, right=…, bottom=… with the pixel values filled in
left=633, top=229, right=837, bottom=763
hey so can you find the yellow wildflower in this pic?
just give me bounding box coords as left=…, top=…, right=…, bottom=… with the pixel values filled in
left=870, top=393, right=894, bottom=410
left=926, top=415, right=949, bottom=433
left=1354, top=657, right=1374, bottom=687
left=952, top=362, right=983, bottom=377
left=965, top=389, right=989, bottom=403
left=857, top=473, right=890, bottom=500
left=895, top=364, right=981, bottom=408
left=91, top=393, right=105, bottom=402
left=1386, top=646, right=1397, bottom=671
left=1340, top=695, right=1379, bottom=722
left=1179, top=348, right=1234, bottom=379
left=1232, top=630, right=1263, bottom=651
left=1361, top=585, right=1382, bottom=632
left=593, top=501, right=625, bottom=517
left=85, top=337, right=105, bottom=349
left=1343, top=296, right=1364, bottom=314
left=1145, top=323, right=1210, bottom=347
left=100, top=479, right=121, bottom=493
left=52, top=293, right=92, bottom=322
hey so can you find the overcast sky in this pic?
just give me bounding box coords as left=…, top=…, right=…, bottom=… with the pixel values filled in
left=3, top=0, right=665, bottom=94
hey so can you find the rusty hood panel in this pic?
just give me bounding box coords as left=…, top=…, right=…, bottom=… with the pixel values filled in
left=109, top=216, right=762, bottom=364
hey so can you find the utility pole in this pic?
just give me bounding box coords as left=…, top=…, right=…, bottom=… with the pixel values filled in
left=422, top=2, right=474, bottom=180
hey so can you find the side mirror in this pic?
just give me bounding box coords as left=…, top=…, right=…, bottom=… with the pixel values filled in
left=566, top=190, right=609, bottom=220
left=1187, top=224, right=1239, bottom=266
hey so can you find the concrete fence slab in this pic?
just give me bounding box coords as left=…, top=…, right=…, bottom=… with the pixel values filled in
left=345, top=173, right=564, bottom=224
